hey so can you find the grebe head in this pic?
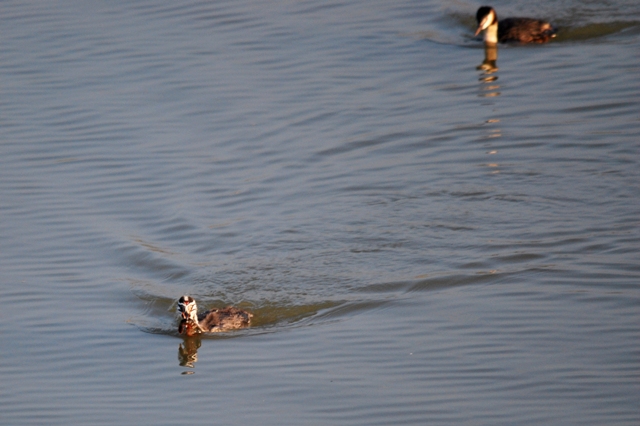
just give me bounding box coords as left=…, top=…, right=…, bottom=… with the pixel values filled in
left=177, top=295, right=198, bottom=322
left=475, top=6, right=497, bottom=36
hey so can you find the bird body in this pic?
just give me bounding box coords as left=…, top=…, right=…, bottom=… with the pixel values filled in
left=177, top=296, right=252, bottom=336
left=475, top=6, right=555, bottom=44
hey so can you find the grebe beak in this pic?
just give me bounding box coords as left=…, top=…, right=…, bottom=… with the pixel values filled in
left=475, top=12, right=493, bottom=36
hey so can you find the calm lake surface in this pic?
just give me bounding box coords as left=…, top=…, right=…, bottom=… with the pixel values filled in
left=1, top=0, right=639, bottom=424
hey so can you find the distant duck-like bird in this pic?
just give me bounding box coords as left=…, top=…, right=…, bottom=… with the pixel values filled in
left=475, top=6, right=556, bottom=44
left=177, top=295, right=252, bottom=336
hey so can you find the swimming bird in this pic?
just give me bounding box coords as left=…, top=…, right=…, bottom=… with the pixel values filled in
left=475, top=6, right=556, bottom=44
left=177, top=295, right=252, bottom=336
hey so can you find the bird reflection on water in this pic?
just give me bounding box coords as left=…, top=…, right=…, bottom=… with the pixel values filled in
left=178, top=336, right=201, bottom=370
left=477, top=44, right=498, bottom=75
left=477, top=45, right=500, bottom=98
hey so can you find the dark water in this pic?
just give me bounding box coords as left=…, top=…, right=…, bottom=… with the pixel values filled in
left=1, top=0, right=639, bottom=424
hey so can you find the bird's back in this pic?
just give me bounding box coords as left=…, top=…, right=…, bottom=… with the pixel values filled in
left=499, top=17, right=555, bottom=43
left=198, top=306, right=253, bottom=332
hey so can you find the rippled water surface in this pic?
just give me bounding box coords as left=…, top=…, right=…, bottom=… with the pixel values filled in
left=1, top=0, right=639, bottom=424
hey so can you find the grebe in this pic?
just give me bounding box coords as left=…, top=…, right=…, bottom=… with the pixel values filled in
left=177, top=295, right=252, bottom=336
left=475, top=6, right=556, bottom=44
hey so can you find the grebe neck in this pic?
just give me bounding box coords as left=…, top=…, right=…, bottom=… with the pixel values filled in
left=188, top=310, right=206, bottom=332
left=484, top=21, right=498, bottom=45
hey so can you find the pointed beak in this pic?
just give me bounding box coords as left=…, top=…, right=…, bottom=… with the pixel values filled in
left=475, top=14, right=492, bottom=36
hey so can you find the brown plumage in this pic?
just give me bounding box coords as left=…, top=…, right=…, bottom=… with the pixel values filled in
left=177, top=296, right=252, bottom=336
left=178, top=318, right=201, bottom=337
left=476, top=6, right=556, bottom=44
